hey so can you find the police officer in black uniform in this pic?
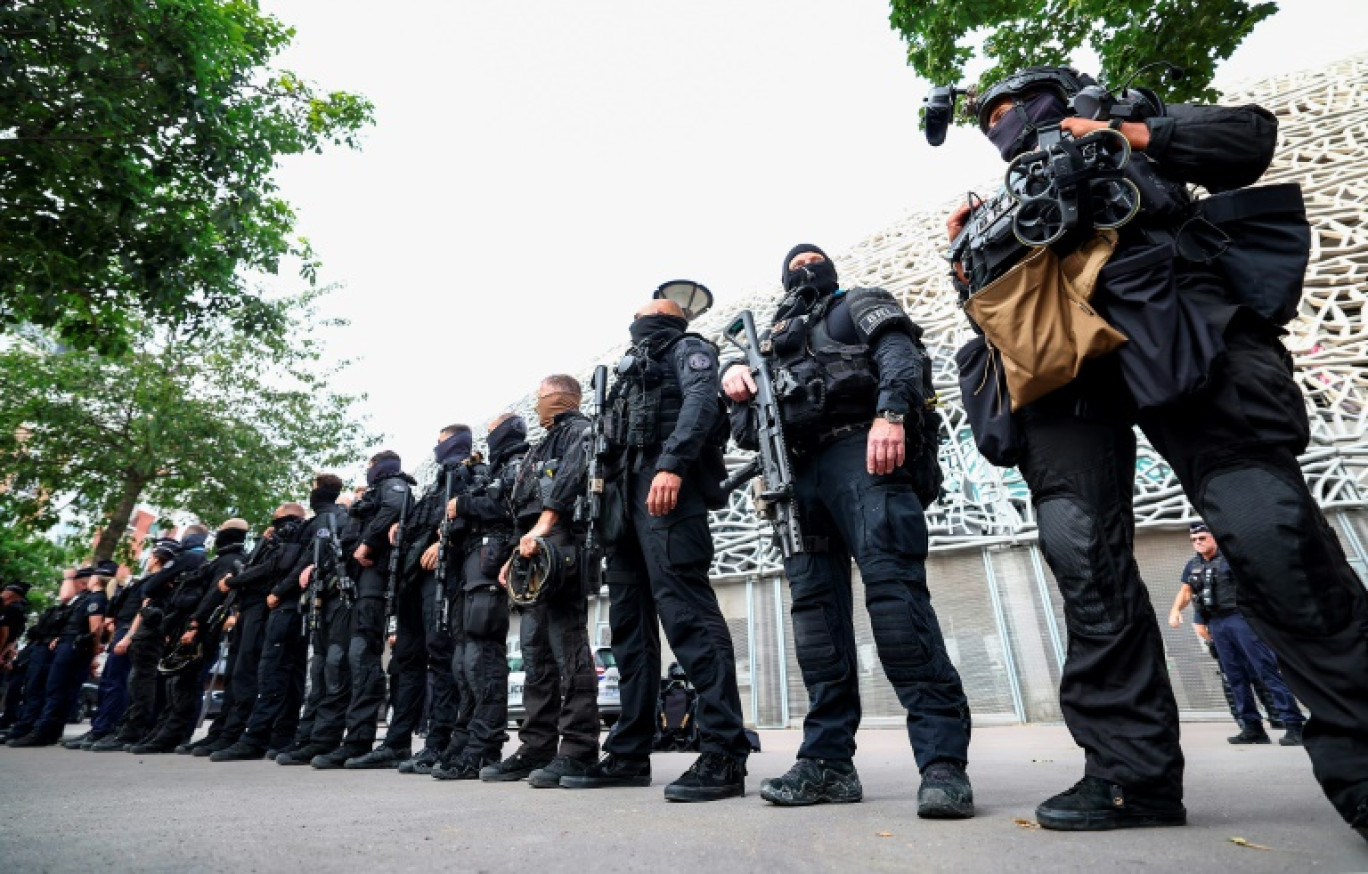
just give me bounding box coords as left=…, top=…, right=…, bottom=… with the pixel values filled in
left=312, top=451, right=415, bottom=769
left=480, top=375, right=600, bottom=784
left=279, top=481, right=361, bottom=766
left=431, top=413, right=526, bottom=780
left=723, top=245, right=974, bottom=814
left=1172, top=522, right=1304, bottom=746
left=364, top=427, right=475, bottom=772
left=206, top=505, right=308, bottom=760
left=134, top=519, right=251, bottom=753
left=947, top=67, right=1368, bottom=838
left=8, top=563, right=113, bottom=746
left=561, top=297, right=749, bottom=801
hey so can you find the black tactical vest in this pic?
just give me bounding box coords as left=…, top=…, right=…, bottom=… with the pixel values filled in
left=608, top=334, right=695, bottom=451
left=767, top=295, right=880, bottom=435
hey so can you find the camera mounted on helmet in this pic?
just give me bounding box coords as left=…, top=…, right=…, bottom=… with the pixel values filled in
left=922, top=62, right=1181, bottom=146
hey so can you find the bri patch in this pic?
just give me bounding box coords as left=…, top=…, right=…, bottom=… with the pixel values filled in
left=687, top=352, right=712, bottom=371
left=858, top=305, right=901, bottom=336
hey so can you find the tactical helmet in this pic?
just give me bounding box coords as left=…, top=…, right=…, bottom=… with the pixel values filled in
left=507, top=538, right=577, bottom=608
left=971, top=66, right=1096, bottom=132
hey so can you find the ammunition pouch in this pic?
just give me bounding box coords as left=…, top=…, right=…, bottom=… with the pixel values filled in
left=462, top=578, right=510, bottom=640
left=478, top=535, right=514, bottom=579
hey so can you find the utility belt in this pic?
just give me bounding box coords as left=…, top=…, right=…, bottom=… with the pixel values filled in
left=791, top=419, right=873, bottom=457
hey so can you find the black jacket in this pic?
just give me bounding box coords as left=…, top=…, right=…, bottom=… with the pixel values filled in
left=354, top=473, right=416, bottom=559
left=225, top=517, right=308, bottom=606
left=512, top=411, right=592, bottom=525
left=281, top=500, right=358, bottom=601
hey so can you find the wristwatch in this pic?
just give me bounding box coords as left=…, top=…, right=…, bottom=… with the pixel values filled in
left=877, top=410, right=906, bottom=425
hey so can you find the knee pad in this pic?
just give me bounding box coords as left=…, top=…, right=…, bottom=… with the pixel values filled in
left=789, top=600, right=846, bottom=685
left=1037, top=496, right=1125, bottom=636
left=1199, top=464, right=1355, bottom=635
left=864, top=583, right=934, bottom=685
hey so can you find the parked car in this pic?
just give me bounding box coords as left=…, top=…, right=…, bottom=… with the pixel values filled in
left=507, top=646, right=620, bottom=728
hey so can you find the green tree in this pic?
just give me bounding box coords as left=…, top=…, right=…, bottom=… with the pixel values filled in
left=889, top=0, right=1277, bottom=117
left=0, top=287, right=376, bottom=562
left=0, top=0, right=374, bottom=354
left=0, top=517, right=79, bottom=612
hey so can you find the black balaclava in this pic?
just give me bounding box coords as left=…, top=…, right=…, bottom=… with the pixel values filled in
left=271, top=514, right=305, bottom=540
left=987, top=90, right=1068, bottom=162
left=310, top=481, right=343, bottom=507
left=780, top=243, right=839, bottom=295
left=628, top=313, right=688, bottom=349
left=215, top=527, right=249, bottom=550
left=434, top=430, right=473, bottom=466
left=487, top=416, right=528, bottom=464
left=366, top=456, right=402, bottom=486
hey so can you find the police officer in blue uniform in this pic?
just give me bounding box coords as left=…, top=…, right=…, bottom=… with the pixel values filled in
left=723, top=245, right=973, bottom=814
left=8, top=563, right=113, bottom=746
left=1175, top=522, right=1304, bottom=746
left=560, top=297, right=749, bottom=801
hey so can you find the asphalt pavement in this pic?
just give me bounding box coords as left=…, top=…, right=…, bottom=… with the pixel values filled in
left=1, top=722, right=1363, bottom=873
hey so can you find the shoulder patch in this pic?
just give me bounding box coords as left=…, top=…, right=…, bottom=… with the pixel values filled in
left=86, top=602, right=100, bottom=614
left=687, top=352, right=712, bottom=371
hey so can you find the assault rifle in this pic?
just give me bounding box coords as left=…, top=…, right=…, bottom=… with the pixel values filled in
left=721, top=310, right=805, bottom=557
left=434, top=464, right=458, bottom=634
left=385, top=492, right=410, bottom=637
left=575, top=364, right=610, bottom=590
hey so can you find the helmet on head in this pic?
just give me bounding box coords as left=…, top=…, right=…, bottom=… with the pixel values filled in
left=971, top=66, right=1096, bottom=132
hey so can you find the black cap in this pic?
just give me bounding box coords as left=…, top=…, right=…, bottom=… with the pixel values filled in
left=1189, top=522, right=1210, bottom=534
left=95, top=560, right=119, bottom=577
left=74, top=564, right=98, bottom=579
left=3, top=583, right=29, bottom=597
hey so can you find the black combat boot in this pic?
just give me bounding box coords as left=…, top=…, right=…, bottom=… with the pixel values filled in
left=917, top=761, right=975, bottom=819
left=1228, top=722, right=1271, bottom=744
left=759, top=758, right=862, bottom=806
left=529, top=755, right=592, bottom=789
left=193, top=737, right=234, bottom=757
left=479, top=750, right=553, bottom=782
left=6, top=731, right=58, bottom=748
left=61, top=730, right=95, bottom=750
left=560, top=753, right=652, bottom=789
left=277, top=742, right=334, bottom=766
left=130, top=739, right=179, bottom=755
left=89, top=734, right=131, bottom=752
left=1035, top=776, right=1186, bottom=831
left=345, top=745, right=410, bottom=769
left=209, top=741, right=268, bottom=762
left=311, top=744, right=367, bottom=770
left=432, top=753, right=494, bottom=781
left=1278, top=724, right=1304, bottom=746
left=398, top=747, right=440, bottom=775
left=664, top=752, right=746, bottom=802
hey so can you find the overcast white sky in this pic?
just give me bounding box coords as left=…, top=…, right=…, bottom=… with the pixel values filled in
left=258, top=0, right=1368, bottom=476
